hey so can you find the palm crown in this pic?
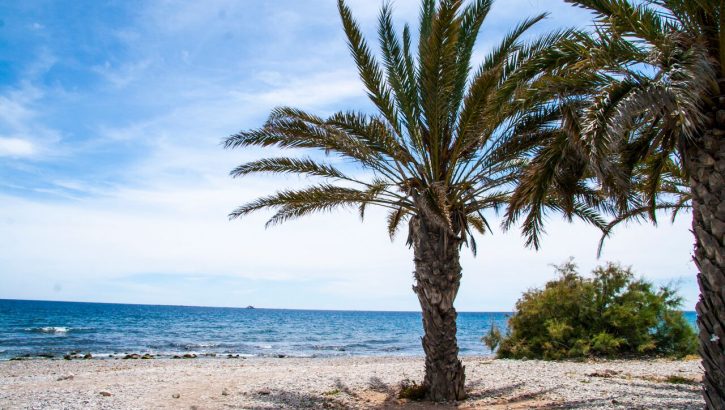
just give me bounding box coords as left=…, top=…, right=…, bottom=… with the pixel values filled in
left=225, top=0, right=592, bottom=252
left=505, top=1, right=724, bottom=406
left=509, top=0, right=718, bottom=229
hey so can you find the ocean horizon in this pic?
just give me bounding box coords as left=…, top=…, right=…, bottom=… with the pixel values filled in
left=0, top=299, right=698, bottom=361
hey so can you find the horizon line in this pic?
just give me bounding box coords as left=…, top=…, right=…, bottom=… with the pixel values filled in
left=0, top=298, right=518, bottom=314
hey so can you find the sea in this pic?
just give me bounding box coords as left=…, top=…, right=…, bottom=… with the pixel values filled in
left=0, top=299, right=698, bottom=360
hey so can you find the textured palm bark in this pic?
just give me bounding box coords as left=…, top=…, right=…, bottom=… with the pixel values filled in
left=688, top=96, right=725, bottom=409
left=410, top=216, right=466, bottom=402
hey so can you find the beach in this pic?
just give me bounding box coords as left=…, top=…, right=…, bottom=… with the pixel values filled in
left=0, top=356, right=703, bottom=409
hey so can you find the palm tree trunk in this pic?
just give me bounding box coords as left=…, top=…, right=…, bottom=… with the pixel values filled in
left=410, top=215, right=466, bottom=402
left=687, top=115, right=725, bottom=408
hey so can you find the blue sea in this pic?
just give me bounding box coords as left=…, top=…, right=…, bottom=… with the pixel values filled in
left=0, top=299, right=698, bottom=360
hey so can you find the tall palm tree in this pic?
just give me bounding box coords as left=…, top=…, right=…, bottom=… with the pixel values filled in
left=224, top=0, right=596, bottom=401
left=509, top=1, right=724, bottom=406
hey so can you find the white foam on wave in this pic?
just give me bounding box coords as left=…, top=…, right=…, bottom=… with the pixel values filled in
left=189, top=343, right=217, bottom=348
left=27, top=326, right=70, bottom=334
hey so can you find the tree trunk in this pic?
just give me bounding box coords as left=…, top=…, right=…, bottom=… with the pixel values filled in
left=687, top=111, right=725, bottom=408
left=410, top=215, right=466, bottom=402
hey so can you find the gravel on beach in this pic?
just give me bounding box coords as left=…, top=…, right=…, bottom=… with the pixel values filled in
left=0, top=356, right=703, bottom=409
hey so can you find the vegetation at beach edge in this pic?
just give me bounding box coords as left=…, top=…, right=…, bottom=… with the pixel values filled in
left=483, top=260, right=697, bottom=360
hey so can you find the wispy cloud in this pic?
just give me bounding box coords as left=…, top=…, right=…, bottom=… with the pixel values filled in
left=0, top=84, right=63, bottom=159
left=0, top=0, right=699, bottom=311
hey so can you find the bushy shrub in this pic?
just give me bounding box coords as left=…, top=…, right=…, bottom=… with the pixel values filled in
left=398, top=379, right=427, bottom=400
left=481, top=321, right=503, bottom=352
left=495, top=260, right=697, bottom=360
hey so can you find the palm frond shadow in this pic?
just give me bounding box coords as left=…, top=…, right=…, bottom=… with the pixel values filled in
left=244, top=388, right=347, bottom=409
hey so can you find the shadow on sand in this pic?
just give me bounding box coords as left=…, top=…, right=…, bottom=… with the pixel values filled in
left=223, top=376, right=703, bottom=409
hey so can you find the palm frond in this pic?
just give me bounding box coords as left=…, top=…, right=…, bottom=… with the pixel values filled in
left=379, top=3, right=419, bottom=142
left=387, top=206, right=410, bottom=240
left=230, top=157, right=347, bottom=180
left=566, top=0, right=668, bottom=46
left=229, top=184, right=404, bottom=227
left=338, top=0, right=401, bottom=134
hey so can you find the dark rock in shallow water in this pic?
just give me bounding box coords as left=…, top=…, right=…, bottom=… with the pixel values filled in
left=83, top=353, right=92, bottom=359
left=123, top=353, right=141, bottom=359
left=276, top=354, right=286, bottom=358
left=10, top=353, right=55, bottom=360
left=141, top=353, right=154, bottom=359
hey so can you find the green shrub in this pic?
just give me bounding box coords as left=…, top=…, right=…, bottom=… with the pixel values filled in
left=496, top=260, right=697, bottom=360
left=397, top=379, right=427, bottom=400
left=664, top=375, right=699, bottom=385
left=481, top=321, right=503, bottom=352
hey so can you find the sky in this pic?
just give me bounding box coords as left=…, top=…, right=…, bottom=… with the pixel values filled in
left=0, top=0, right=699, bottom=312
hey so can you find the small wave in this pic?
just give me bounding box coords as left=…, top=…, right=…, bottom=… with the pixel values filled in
left=26, top=327, right=70, bottom=334
left=184, top=342, right=218, bottom=349
left=360, top=339, right=394, bottom=345
left=155, top=342, right=221, bottom=350
left=310, top=344, right=347, bottom=351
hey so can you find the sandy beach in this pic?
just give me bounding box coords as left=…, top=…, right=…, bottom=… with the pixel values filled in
left=0, top=356, right=703, bottom=409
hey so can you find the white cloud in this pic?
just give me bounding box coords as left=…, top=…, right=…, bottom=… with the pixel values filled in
left=0, top=137, right=35, bottom=157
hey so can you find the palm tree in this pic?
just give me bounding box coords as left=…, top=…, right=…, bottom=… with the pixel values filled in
left=224, top=0, right=595, bottom=401
left=508, top=1, right=724, bottom=406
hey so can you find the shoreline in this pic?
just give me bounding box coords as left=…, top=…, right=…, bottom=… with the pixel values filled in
left=4, top=352, right=470, bottom=361
left=0, top=356, right=703, bottom=409
left=2, top=352, right=696, bottom=361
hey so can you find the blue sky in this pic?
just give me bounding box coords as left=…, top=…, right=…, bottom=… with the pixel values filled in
left=0, top=0, right=698, bottom=311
